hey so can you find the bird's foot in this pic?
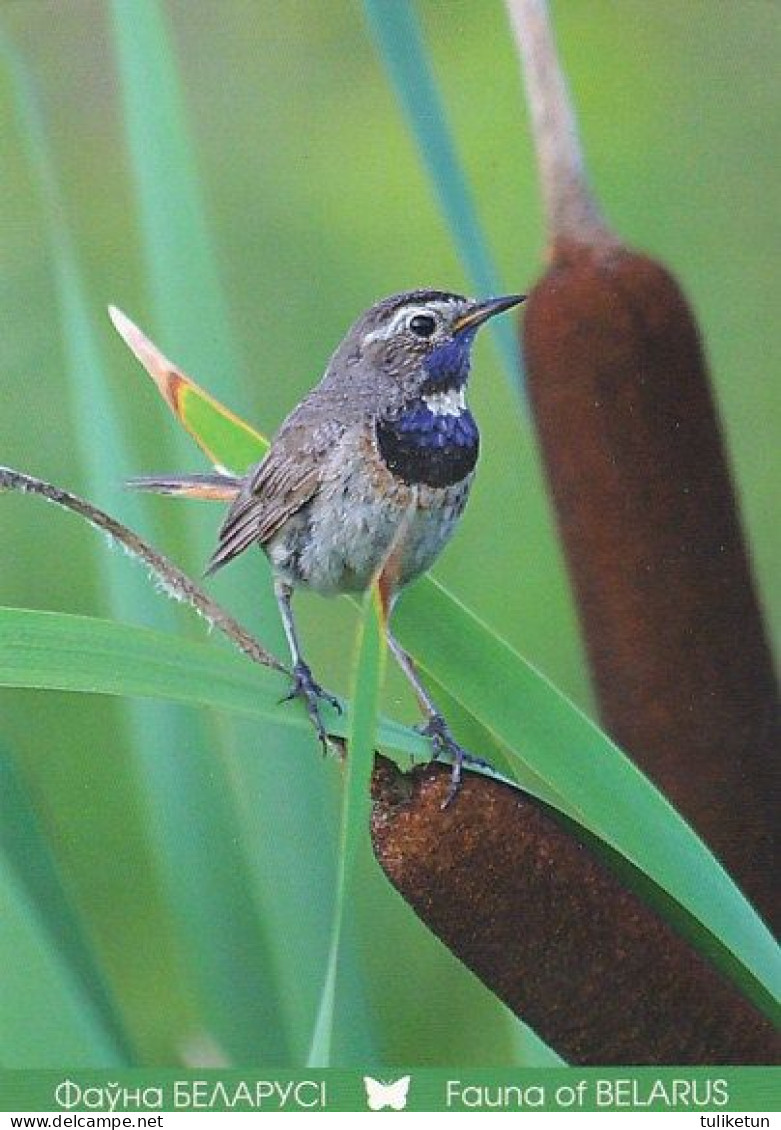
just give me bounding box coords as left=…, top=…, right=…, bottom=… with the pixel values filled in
left=281, top=661, right=342, bottom=755
left=417, top=713, right=491, bottom=808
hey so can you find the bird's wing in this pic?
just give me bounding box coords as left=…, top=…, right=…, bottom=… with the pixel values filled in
left=205, top=416, right=342, bottom=574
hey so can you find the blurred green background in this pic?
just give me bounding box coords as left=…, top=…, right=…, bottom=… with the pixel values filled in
left=0, top=0, right=778, bottom=1067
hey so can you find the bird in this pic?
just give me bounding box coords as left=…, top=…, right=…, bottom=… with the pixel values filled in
left=128, top=289, right=524, bottom=803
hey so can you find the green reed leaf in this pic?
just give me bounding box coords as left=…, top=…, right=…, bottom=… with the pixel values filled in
left=0, top=607, right=426, bottom=764
left=308, top=588, right=385, bottom=1066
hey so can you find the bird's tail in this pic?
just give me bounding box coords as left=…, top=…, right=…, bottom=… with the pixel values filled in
left=126, top=472, right=242, bottom=501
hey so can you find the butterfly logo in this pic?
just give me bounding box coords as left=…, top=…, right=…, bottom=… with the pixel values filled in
left=363, top=1075, right=412, bottom=1111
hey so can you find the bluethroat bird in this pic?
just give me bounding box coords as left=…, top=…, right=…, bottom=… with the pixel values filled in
left=130, top=290, right=524, bottom=801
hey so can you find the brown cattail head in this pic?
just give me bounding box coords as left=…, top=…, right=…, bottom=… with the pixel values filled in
left=371, top=756, right=781, bottom=1065
left=523, top=242, right=780, bottom=929
left=506, top=0, right=780, bottom=931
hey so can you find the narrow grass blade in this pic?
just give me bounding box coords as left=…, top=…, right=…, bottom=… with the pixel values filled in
left=363, top=0, right=522, bottom=394
left=308, top=587, right=385, bottom=1066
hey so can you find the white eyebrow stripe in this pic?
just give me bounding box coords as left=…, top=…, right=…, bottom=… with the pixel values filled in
left=363, top=307, right=429, bottom=344
left=422, top=387, right=467, bottom=416
left=362, top=300, right=459, bottom=345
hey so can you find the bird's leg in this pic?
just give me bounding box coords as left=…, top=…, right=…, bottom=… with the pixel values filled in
left=274, top=579, right=341, bottom=753
left=386, top=626, right=491, bottom=807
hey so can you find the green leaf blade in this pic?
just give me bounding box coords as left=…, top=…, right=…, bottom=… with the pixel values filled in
left=0, top=606, right=427, bottom=763
left=308, top=588, right=384, bottom=1067
left=181, top=384, right=268, bottom=473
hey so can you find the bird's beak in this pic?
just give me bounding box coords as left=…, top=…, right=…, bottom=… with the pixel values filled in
left=452, top=293, right=526, bottom=334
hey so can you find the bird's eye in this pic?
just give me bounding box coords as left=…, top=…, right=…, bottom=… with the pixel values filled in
left=408, top=313, right=436, bottom=338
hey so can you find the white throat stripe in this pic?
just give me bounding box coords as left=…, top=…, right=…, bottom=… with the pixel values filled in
left=422, top=387, right=467, bottom=417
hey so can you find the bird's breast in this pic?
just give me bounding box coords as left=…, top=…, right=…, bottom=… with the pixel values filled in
left=265, top=420, right=474, bottom=594
left=375, top=395, right=479, bottom=488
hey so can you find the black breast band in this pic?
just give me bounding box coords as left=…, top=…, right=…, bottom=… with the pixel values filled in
left=376, top=402, right=479, bottom=488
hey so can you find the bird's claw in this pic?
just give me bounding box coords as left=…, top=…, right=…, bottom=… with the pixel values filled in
left=281, top=661, right=342, bottom=754
left=417, top=713, right=491, bottom=808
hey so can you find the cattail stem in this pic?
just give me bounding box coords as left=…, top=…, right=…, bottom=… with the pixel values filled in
left=504, top=0, right=613, bottom=247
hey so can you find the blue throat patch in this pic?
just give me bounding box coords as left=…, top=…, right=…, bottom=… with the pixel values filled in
left=421, top=327, right=477, bottom=392
left=376, top=399, right=479, bottom=488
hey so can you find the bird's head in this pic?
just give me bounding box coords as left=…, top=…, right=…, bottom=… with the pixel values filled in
left=331, top=289, right=524, bottom=410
